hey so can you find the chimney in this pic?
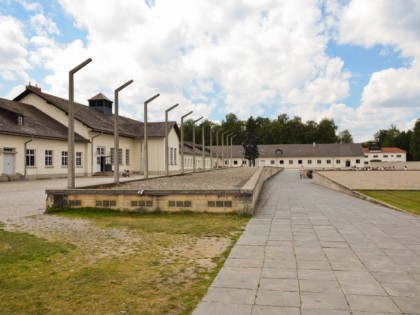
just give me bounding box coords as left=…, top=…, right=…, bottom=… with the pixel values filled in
left=26, top=83, right=41, bottom=92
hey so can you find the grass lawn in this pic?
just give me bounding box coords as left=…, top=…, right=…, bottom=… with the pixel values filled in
left=0, top=210, right=250, bottom=314
left=358, top=190, right=420, bottom=215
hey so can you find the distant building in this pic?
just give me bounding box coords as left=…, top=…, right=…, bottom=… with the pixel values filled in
left=362, top=142, right=407, bottom=165
left=212, top=143, right=365, bottom=169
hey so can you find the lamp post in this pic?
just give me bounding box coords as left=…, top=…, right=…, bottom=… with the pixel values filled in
left=209, top=123, right=213, bottom=170
left=192, top=117, right=203, bottom=172
left=165, top=103, right=179, bottom=176
left=216, top=128, right=223, bottom=168
left=230, top=134, right=237, bottom=168
left=202, top=124, right=205, bottom=171
left=114, top=79, right=134, bottom=184
left=144, top=93, right=160, bottom=179
left=68, top=57, right=92, bottom=189
left=221, top=131, right=229, bottom=168
left=225, top=133, right=233, bottom=168
left=180, top=111, right=193, bottom=174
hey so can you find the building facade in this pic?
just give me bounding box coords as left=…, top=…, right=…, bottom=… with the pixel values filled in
left=1, top=85, right=180, bottom=179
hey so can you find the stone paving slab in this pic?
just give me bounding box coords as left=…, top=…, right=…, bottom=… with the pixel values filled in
left=193, top=170, right=420, bottom=315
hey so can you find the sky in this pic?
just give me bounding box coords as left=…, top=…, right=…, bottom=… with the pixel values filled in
left=1, top=0, right=419, bottom=142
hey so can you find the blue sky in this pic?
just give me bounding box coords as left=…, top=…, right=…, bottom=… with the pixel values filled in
left=1, top=0, right=419, bottom=142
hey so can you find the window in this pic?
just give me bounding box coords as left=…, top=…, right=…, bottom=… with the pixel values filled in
left=336, top=160, right=341, bottom=164
left=18, top=116, right=23, bottom=125
left=327, top=160, right=331, bottom=164
left=276, top=149, right=283, bottom=156
left=373, top=155, right=378, bottom=158
left=76, top=152, right=82, bottom=167
left=383, top=155, right=388, bottom=158
left=174, top=148, right=177, bottom=165
left=356, top=159, right=361, bottom=164
left=396, top=154, right=401, bottom=158
left=271, top=160, right=275, bottom=165
left=279, top=160, right=284, bottom=165
left=298, top=160, right=302, bottom=164
left=170, top=148, right=173, bottom=165
left=234, top=160, right=238, bottom=165
left=126, top=149, right=130, bottom=165
left=110, top=148, right=114, bottom=164
left=364, top=155, right=368, bottom=158
left=307, top=160, right=312, bottom=164
left=61, top=151, right=68, bottom=166
left=45, top=150, right=53, bottom=166
left=118, top=149, right=123, bottom=165
left=289, top=160, right=293, bottom=164
left=26, top=149, right=35, bottom=166
left=317, top=160, right=321, bottom=164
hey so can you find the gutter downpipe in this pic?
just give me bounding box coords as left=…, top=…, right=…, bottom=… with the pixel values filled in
left=24, top=138, right=33, bottom=179
left=90, top=132, right=103, bottom=176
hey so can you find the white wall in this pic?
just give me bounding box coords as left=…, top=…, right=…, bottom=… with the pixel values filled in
left=0, top=134, right=88, bottom=179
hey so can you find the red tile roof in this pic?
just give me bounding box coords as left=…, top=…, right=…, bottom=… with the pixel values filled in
left=362, top=147, right=406, bottom=153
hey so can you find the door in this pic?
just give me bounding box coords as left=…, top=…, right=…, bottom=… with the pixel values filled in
left=346, top=160, right=351, bottom=167
left=3, top=153, right=14, bottom=174
left=97, top=147, right=105, bottom=172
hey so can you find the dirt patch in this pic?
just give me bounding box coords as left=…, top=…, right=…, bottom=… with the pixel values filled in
left=168, top=237, right=232, bottom=269
left=4, top=215, right=143, bottom=262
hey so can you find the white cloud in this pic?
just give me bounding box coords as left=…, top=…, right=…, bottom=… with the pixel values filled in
left=36, top=0, right=351, bottom=125
left=17, top=0, right=42, bottom=12
left=0, top=15, right=29, bottom=75
left=2, top=0, right=419, bottom=143
left=30, top=14, right=60, bottom=37
left=328, top=0, right=420, bottom=140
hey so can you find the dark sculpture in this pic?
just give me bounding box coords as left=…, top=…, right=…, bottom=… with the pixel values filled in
left=243, top=132, right=259, bottom=166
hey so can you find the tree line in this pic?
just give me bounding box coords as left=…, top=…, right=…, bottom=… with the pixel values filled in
left=370, top=120, right=420, bottom=161
left=182, top=113, right=420, bottom=161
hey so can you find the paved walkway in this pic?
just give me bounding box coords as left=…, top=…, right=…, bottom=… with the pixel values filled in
left=0, top=175, right=144, bottom=221
left=194, top=170, right=420, bottom=315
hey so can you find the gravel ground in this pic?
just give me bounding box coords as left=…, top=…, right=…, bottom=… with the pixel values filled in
left=0, top=168, right=259, bottom=264
left=112, top=167, right=259, bottom=190
left=318, top=170, right=420, bottom=190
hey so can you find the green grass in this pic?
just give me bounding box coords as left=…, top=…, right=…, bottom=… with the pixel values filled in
left=358, top=190, right=420, bottom=215
left=0, top=209, right=250, bottom=315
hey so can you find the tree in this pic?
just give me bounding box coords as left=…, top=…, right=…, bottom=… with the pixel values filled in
left=243, top=131, right=259, bottom=166
left=410, top=119, right=420, bottom=161
left=374, top=124, right=400, bottom=147
left=304, top=120, right=318, bottom=144
left=338, top=129, right=354, bottom=143
left=182, top=119, right=194, bottom=142
left=221, top=113, right=245, bottom=145
left=316, top=118, right=338, bottom=143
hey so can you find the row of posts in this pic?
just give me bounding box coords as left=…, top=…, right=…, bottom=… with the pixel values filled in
left=67, top=58, right=238, bottom=189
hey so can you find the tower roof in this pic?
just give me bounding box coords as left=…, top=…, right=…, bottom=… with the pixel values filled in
left=88, top=93, right=111, bottom=102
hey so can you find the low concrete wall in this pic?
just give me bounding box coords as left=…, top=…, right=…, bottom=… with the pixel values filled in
left=312, top=172, right=354, bottom=196
left=46, top=167, right=282, bottom=215
left=241, top=167, right=283, bottom=212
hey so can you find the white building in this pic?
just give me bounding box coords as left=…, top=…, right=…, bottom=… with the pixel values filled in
left=1, top=85, right=180, bottom=179
left=212, top=143, right=365, bottom=170
left=362, top=145, right=407, bottom=165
